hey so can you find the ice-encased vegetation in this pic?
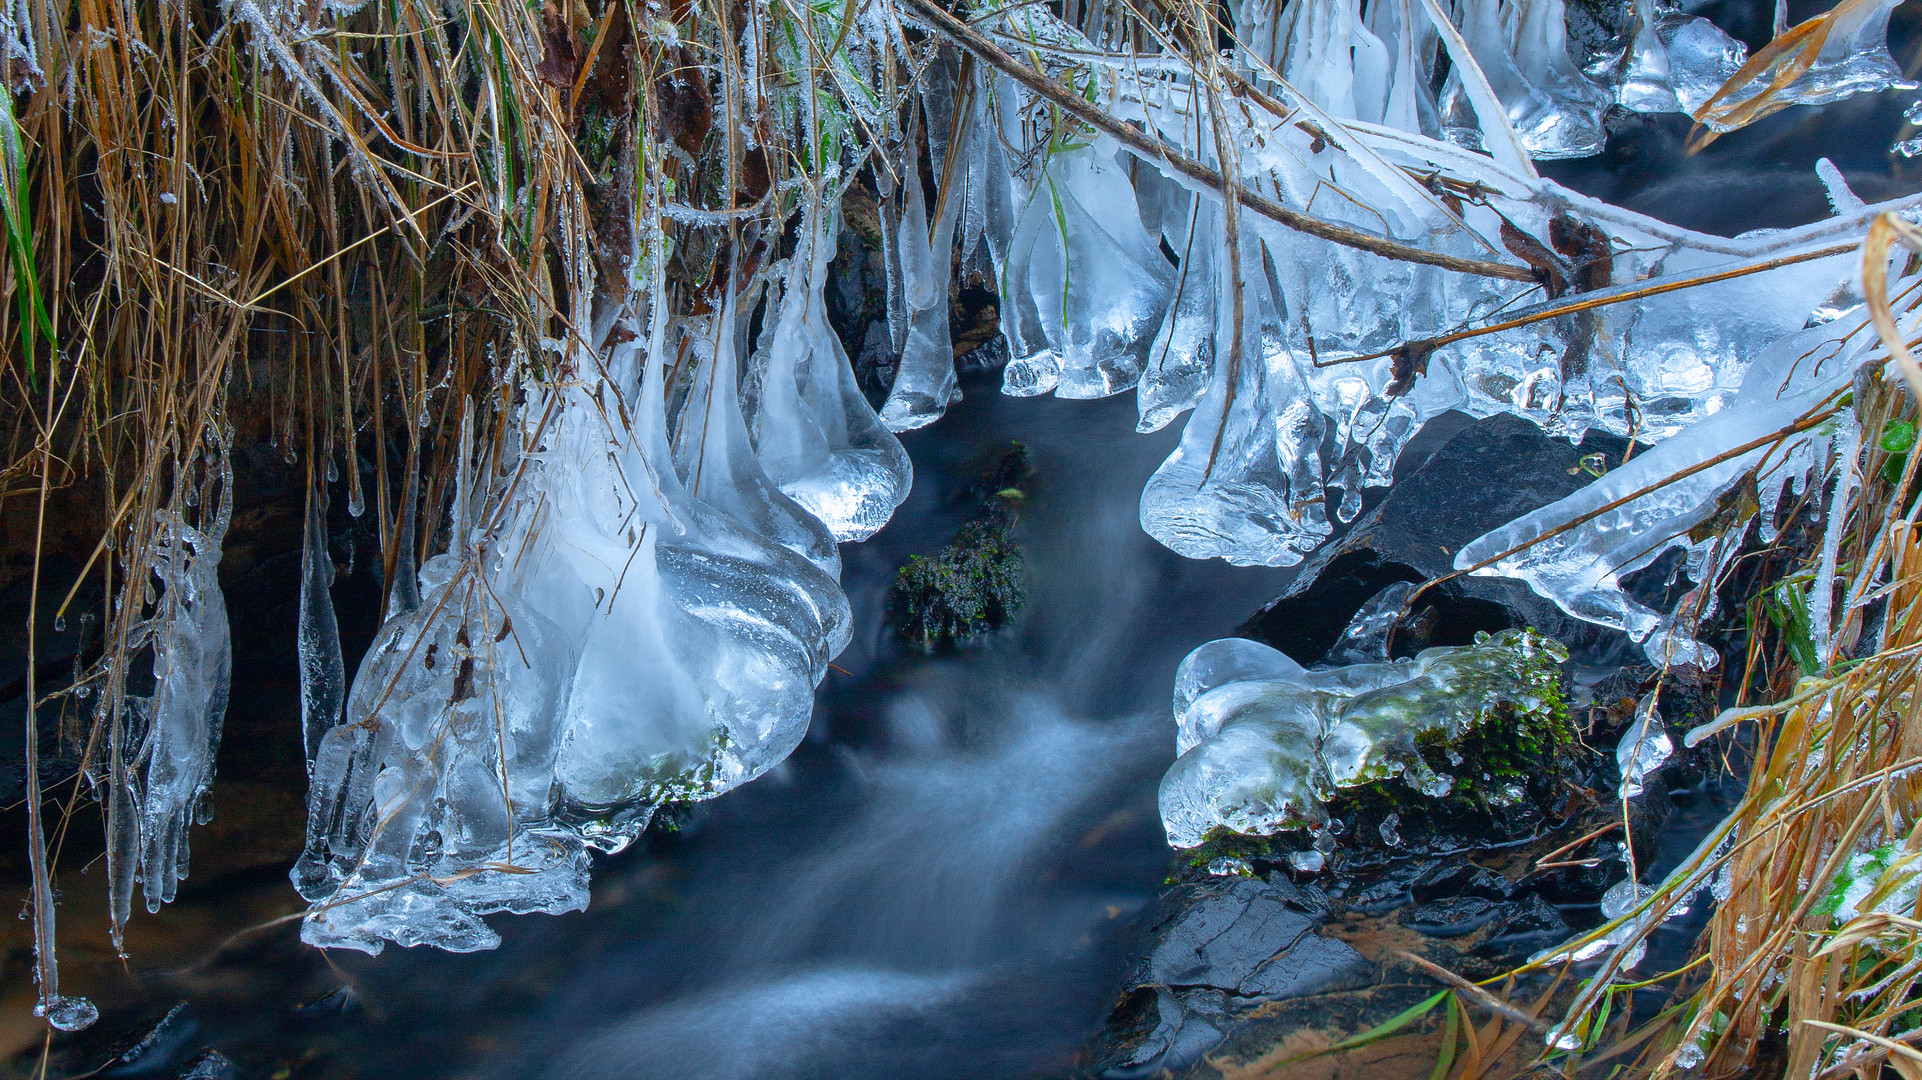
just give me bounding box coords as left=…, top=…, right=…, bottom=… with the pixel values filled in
left=47, top=0, right=1919, bottom=974
left=1159, top=629, right=1566, bottom=848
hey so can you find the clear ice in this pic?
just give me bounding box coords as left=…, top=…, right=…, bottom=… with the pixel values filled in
left=1158, top=629, right=1566, bottom=848
left=750, top=187, right=913, bottom=542
left=295, top=265, right=857, bottom=950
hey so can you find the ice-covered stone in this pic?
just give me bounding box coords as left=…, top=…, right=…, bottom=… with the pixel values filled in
left=1159, top=628, right=1567, bottom=848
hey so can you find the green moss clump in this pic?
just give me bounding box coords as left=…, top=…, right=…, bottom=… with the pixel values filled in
left=889, top=444, right=1031, bottom=652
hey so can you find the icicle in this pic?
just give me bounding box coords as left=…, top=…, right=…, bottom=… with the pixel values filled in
left=750, top=188, right=913, bottom=542
left=1140, top=226, right=1329, bottom=566
left=1614, top=0, right=1748, bottom=116
left=298, top=467, right=345, bottom=771
left=1438, top=0, right=1607, bottom=160
left=116, top=429, right=234, bottom=919
left=879, top=101, right=962, bottom=431
left=999, top=139, right=1174, bottom=400
left=1138, top=198, right=1218, bottom=433
left=677, top=291, right=842, bottom=576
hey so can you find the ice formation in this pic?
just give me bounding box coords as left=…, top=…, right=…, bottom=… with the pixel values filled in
left=1616, top=693, right=1671, bottom=799
left=293, top=237, right=862, bottom=950
left=749, top=188, right=914, bottom=542
left=110, top=435, right=235, bottom=932
left=1611, top=0, right=1749, bottom=116
left=210, top=0, right=1922, bottom=955
left=1158, top=629, right=1565, bottom=848
left=298, top=475, right=345, bottom=769
left=1697, top=0, right=1915, bottom=131
left=1439, top=0, right=1609, bottom=159
left=1454, top=302, right=1879, bottom=669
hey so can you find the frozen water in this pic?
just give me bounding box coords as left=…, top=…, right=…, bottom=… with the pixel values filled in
left=1701, top=0, right=1915, bottom=131
left=1325, top=581, right=1417, bottom=665
left=1614, top=0, right=1748, bottom=115
left=749, top=188, right=913, bottom=542
left=298, top=474, right=345, bottom=770
left=1439, top=0, right=1608, bottom=159
left=1159, top=629, right=1565, bottom=848
left=1616, top=694, right=1672, bottom=799
left=997, top=139, right=1174, bottom=400
left=1455, top=301, right=1880, bottom=668
left=116, top=435, right=233, bottom=926
left=879, top=82, right=962, bottom=431
left=296, top=268, right=855, bottom=950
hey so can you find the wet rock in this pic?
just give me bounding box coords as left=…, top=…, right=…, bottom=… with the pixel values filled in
left=888, top=445, right=1030, bottom=651
left=1411, top=862, right=1512, bottom=903
left=102, top=1002, right=200, bottom=1077
left=1239, top=413, right=1636, bottom=666
left=174, top=1051, right=237, bottom=1080
left=1405, top=895, right=1503, bottom=937
left=1093, top=875, right=1372, bottom=1077
left=1483, top=893, right=1571, bottom=954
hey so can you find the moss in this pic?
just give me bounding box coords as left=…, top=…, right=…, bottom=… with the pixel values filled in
left=889, top=444, right=1031, bottom=652
left=1183, top=629, right=1583, bottom=867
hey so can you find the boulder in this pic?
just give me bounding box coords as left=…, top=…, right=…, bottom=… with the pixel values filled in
left=1239, top=413, right=1637, bottom=666
left=1093, top=874, right=1373, bottom=1077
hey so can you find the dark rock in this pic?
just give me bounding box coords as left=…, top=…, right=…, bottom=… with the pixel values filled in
left=1405, top=895, right=1502, bottom=937
left=102, top=1002, right=200, bottom=1077
left=294, top=987, right=362, bottom=1019
left=1411, top=862, right=1513, bottom=903
left=1483, top=893, right=1572, bottom=953
left=1239, top=413, right=1636, bottom=666
left=1094, top=874, right=1373, bottom=1077
left=1098, top=987, right=1226, bottom=1080
left=174, top=1051, right=238, bottom=1080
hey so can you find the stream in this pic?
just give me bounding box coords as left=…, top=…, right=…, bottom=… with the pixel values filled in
left=6, top=20, right=1922, bottom=1075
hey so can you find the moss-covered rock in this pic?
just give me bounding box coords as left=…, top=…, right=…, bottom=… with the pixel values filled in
left=888, top=445, right=1030, bottom=652
left=1163, top=628, right=1585, bottom=865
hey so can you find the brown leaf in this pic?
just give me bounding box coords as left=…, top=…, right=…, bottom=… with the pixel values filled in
left=657, top=49, right=713, bottom=157
left=1499, top=219, right=1569, bottom=299
left=536, top=1, right=580, bottom=89
left=1387, top=339, right=1437, bottom=397
left=1549, top=213, right=1613, bottom=293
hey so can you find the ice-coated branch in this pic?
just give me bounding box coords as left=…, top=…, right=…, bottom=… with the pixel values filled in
left=895, top=0, right=1540, bottom=282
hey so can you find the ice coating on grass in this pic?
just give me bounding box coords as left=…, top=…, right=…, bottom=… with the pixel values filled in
left=112, top=435, right=233, bottom=932
left=749, top=188, right=912, bottom=542
left=1454, top=304, right=1878, bottom=669
left=296, top=291, right=854, bottom=952
left=1613, top=0, right=1748, bottom=115
left=1159, top=629, right=1566, bottom=848
left=1701, top=0, right=1914, bottom=130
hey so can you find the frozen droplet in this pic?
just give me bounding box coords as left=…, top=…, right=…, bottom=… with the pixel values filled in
left=1378, top=813, right=1402, bottom=847
left=1288, top=850, right=1325, bottom=874
left=1206, top=855, right=1253, bottom=877
left=1617, top=694, right=1673, bottom=799
left=36, top=995, right=98, bottom=1032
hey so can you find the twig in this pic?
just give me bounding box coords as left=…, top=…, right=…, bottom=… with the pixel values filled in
left=893, top=0, right=1537, bottom=282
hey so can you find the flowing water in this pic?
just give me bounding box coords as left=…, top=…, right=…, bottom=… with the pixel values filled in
left=8, top=31, right=1922, bottom=1074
